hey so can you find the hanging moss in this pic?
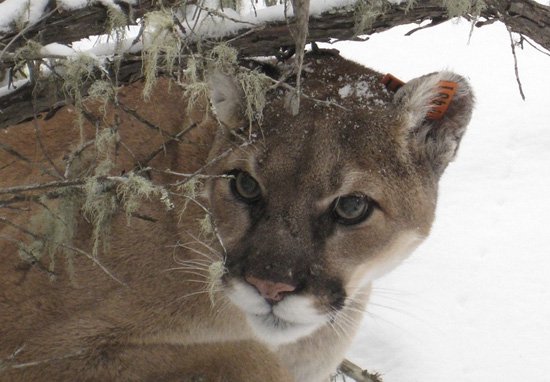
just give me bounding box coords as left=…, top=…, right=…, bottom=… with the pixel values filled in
left=198, top=213, right=213, bottom=235
left=209, top=44, right=239, bottom=74
left=13, top=40, right=42, bottom=62
left=442, top=0, right=486, bottom=18
left=62, top=54, right=100, bottom=105
left=87, top=80, right=115, bottom=117
left=116, top=173, right=171, bottom=222
left=176, top=177, right=203, bottom=222
left=142, top=10, right=182, bottom=99
left=404, top=0, right=417, bottom=13
left=93, top=127, right=119, bottom=176
left=207, top=260, right=225, bottom=306
left=354, top=0, right=389, bottom=35
left=106, top=5, right=129, bottom=47
left=16, top=191, right=80, bottom=281
left=82, top=177, right=117, bottom=259
left=61, top=54, right=102, bottom=141
left=236, top=69, right=271, bottom=129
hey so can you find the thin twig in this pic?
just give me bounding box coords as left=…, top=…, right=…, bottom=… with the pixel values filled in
left=118, top=101, right=176, bottom=138
left=238, top=64, right=349, bottom=111
left=135, top=123, right=198, bottom=170
left=0, top=235, right=57, bottom=278
left=0, top=216, right=126, bottom=286
left=0, top=190, right=66, bottom=208
left=193, top=4, right=258, bottom=26
left=130, top=19, right=146, bottom=48
left=288, top=0, right=310, bottom=116
left=0, top=179, right=85, bottom=196
left=158, top=169, right=234, bottom=180
left=32, top=106, right=64, bottom=180
left=64, top=139, right=95, bottom=179
left=337, top=359, right=383, bottom=382
left=0, top=143, right=63, bottom=180
left=225, top=25, right=266, bottom=44
left=176, top=193, right=227, bottom=255
left=172, top=141, right=252, bottom=188
left=507, top=27, right=526, bottom=101
left=0, top=6, right=60, bottom=62
left=520, top=35, right=550, bottom=57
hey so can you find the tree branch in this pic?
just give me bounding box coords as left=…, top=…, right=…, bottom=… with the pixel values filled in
left=338, top=358, right=383, bottom=382
left=0, top=1, right=180, bottom=52
left=483, top=0, right=550, bottom=52
left=1, top=0, right=549, bottom=130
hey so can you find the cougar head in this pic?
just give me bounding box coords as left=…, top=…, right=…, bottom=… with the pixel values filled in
left=205, top=54, right=474, bottom=346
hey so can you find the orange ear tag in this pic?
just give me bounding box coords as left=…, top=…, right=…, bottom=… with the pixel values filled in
left=381, top=73, right=405, bottom=92
left=426, top=81, right=458, bottom=120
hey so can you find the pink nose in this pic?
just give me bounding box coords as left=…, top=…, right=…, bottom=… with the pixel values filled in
left=245, top=275, right=296, bottom=302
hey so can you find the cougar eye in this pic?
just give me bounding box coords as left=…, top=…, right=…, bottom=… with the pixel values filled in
left=230, top=170, right=262, bottom=203
left=332, top=194, right=373, bottom=225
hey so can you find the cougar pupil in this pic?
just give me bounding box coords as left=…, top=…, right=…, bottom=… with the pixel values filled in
left=232, top=171, right=261, bottom=202
left=333, top=194, right=372, bottom=225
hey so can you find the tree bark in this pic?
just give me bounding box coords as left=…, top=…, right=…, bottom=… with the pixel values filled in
left=0, top=0, right=549, bottom=129
left=0, top=0, right=180, bottom=51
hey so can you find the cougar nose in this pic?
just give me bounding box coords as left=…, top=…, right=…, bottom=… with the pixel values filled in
left=245, top=275, right=296, bottom=302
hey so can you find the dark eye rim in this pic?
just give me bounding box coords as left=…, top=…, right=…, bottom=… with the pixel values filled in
left=228, top=170, right=262, bottom=204
left=331, top=193, right=375, bottom=226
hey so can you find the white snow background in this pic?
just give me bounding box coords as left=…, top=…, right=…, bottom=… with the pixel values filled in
left=332, top=20, right=550, bottom=382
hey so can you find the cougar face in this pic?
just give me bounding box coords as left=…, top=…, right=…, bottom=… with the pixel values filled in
left=206, top=54, right=474, bottom=345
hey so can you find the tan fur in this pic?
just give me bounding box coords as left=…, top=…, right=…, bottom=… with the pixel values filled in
left=0, top=52, right=473, bottom=381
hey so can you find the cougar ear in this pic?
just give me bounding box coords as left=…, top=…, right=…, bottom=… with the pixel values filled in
left=208, top=72, right=245, bottom=129
left=394, top=71, right=474, bottom=178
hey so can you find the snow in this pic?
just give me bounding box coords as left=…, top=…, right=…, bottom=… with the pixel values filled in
left=338, top=84, right=353, bottom=98
left=0, top=0, right=356, bottom=37
left=0, top=0, right=49, bottom=33
left=0, top=79, right=29, bottom=97
left=40, top=42, right=76, bottom=57
left=327, top=19, right=550, bottom=382
left=57, top=0, right=137, bottom=11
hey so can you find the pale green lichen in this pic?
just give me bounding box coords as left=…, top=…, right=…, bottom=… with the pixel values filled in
left=354, top=0, right=389, bottom=35
left=13, top=40, right=42, bottom=62
left=142, top=10, right=182, bottom=99
left=94, top=128, right=120, bottom=176
left=184, top=55, right=204, bottom=84
left=404, top=0, right=417, bottom=13
left=207, top=260, right=225, bottom=306
left=106, top=5, right=128, bottom=51
left=87, top=80, right=115, bottom=117
left=236, top=69, right=271, bottom=128
left=62, top=54, right=100, bottom=106
left=183, top=81, right=210, bottom=113
left=177, top=177, right=202, bottom=220
left=17, top=193, right=79, bottom=281
left=181, top=55, right=209, bottom=114
left=442, top=0, right=486, bottom=18
left=82, top=177, right=118, bottom=258
left=207, top=44, right=267, bottom=125
left=180, top=177, right=201, bottom=201
left=198, top=213, right=213, bottom=235
left=209, top=44, right=239, bottom=74
left=61, top=53, right=101, bottom=141
left=116, top=173, right=172, bottom=221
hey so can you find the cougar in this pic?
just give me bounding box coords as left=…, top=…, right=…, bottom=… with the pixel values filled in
left=0, top=51, right=474, bottom=381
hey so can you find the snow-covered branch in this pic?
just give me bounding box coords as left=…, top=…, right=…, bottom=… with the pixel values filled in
left=0, top=0, right=548, bottom=129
